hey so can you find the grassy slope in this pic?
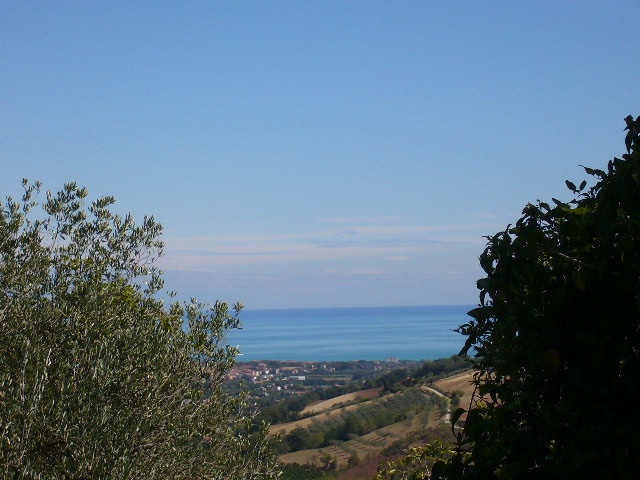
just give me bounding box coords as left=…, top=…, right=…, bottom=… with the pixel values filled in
left=301, top=387, right=384, bottom=415
left=433, top=370, right=476, bottom=420
left=270, top=390, right=394, bottom=436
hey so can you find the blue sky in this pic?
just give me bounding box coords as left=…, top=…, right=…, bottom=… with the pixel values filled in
left=2, top=1, right=638, bottom=308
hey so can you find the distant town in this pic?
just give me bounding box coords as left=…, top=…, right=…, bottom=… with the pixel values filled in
left=227, top=359, right=424, bottom=401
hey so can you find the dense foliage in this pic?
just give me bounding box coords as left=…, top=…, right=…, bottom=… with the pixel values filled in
left=0, top=182, right=278, bottom=479
left=279, top=463, right=331, bottom=480
left=377, top=117, right=640, bottom=479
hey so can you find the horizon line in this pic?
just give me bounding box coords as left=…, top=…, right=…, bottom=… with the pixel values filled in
left=241, top=303, right=476, bottom=312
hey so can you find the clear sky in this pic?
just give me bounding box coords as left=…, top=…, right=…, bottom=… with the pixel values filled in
left=2, top=1, right=638, bottom=309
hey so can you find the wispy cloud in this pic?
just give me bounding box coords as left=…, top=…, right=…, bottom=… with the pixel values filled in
left=383, top=255, right=412, bottom=262
left=158, top=222, right=496, bottom=273
left=319, top=216, right=401, bottom=225
left=323, top=268, right=386, bottom=275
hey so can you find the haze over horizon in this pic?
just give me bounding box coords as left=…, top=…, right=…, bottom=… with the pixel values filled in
left=2, top=2, right=638, bottom=308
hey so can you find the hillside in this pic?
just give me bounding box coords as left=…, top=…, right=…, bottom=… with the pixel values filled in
left=433, top=370, right=476, bottom=421
left=301, top=387, right=384, bottom=415
left=269, top=363, right=476, bottom=480
left=278, top=409, right=437, bottom=469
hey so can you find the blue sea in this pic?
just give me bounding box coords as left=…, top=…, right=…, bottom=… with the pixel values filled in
left=225, top=305, right=473, bottom=362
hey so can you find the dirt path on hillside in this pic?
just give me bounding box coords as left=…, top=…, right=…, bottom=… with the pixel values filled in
left=419, top=385, right=451, bottom=423
left=420, top=385, right=449, bottom=400
left=433, top=371, right=476, bottom=418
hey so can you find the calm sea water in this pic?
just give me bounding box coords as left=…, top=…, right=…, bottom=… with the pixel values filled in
left=225, top=305, right=473, bottom=362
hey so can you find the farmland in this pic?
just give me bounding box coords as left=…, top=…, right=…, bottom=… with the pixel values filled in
left=301, top=387, right=384, bottom=415
left=433, top=370, right=476, bottom=420
left=258, top=356, right=473, bottom=479
left=278, top=408, right=439, bottom=469
left=272, top=381, right=464, bottom=471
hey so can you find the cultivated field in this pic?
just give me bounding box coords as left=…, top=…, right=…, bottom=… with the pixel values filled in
left=271, top=400, right=368, bottom=435
left=273, top=370, right=475, bottom=476
left=433, top=370, right=476, bottom=417
left=270, top=389, right=401, bottom=435
left=277, top=386, right=448, bottom=468
left=301, top=387, right=383, bottom=415
left=278, top=411, right=433, bottom=469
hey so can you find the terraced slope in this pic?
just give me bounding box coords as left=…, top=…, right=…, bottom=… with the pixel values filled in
left=275, top=387, right=447, bottom=468
left=301, top=387, right=383, bottom=415
left=269, top=388, right=417, bottom=436
left=278, top=411, right=433, bottom=469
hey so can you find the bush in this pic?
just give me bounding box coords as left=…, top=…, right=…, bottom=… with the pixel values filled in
left=280, top=463, right=329, bottom=480
left=0, top=182, right=278, bottom=478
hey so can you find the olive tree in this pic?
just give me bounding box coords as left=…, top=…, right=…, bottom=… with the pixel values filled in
left=0, top=181, right=278, bottom=479
left=377, top=116, right=640, bottom=479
